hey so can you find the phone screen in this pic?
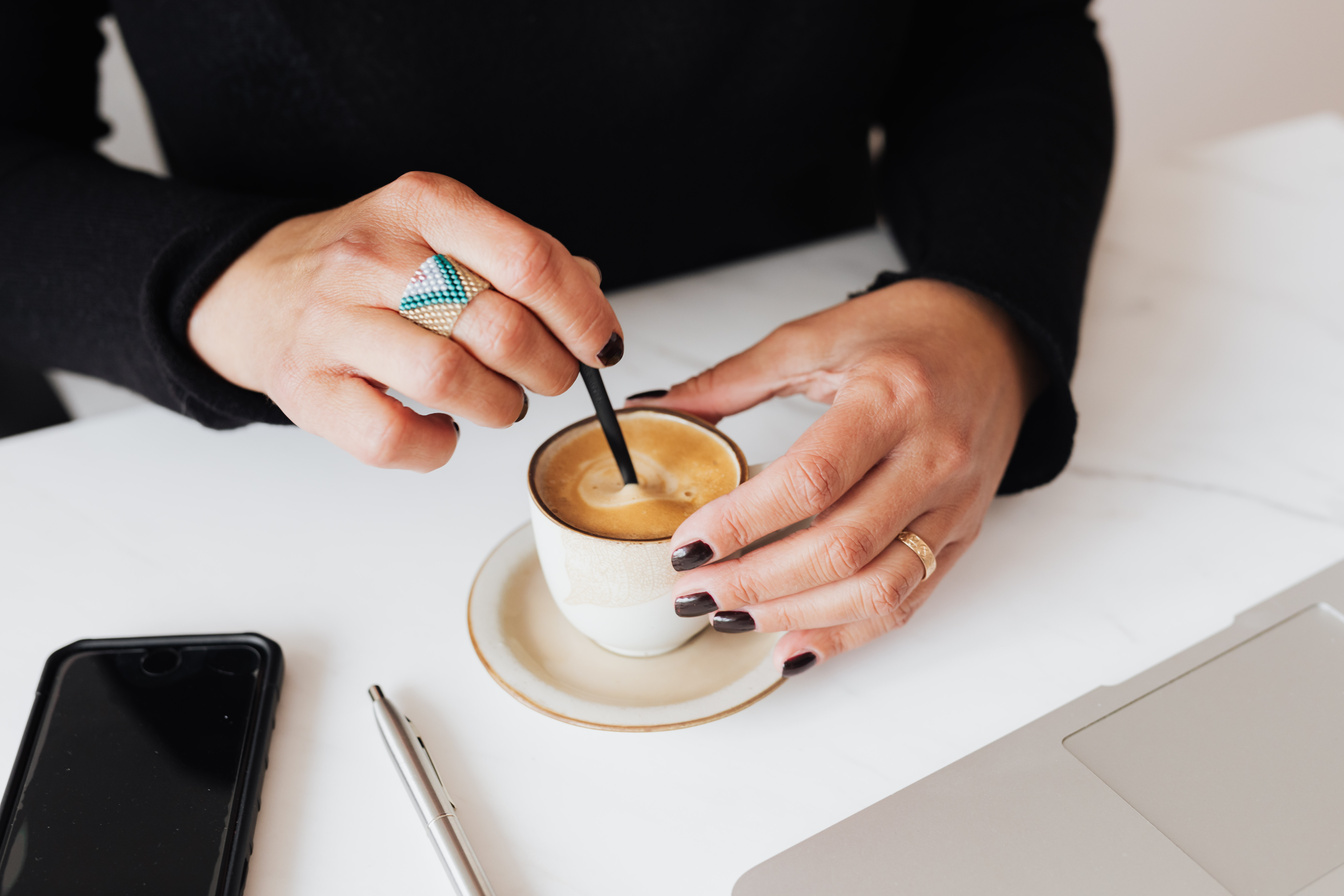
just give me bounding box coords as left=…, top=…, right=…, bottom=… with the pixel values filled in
left=0, top=644, right=264, bottom=895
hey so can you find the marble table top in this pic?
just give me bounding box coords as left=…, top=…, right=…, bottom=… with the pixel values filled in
left=3, top=113, right=1343, bottom=894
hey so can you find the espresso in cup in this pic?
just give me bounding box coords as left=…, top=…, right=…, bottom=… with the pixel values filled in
left=528, top=409, right=748, bottom=656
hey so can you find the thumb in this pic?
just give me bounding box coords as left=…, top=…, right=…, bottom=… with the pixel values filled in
left=624, top=337, right=792, bottom=424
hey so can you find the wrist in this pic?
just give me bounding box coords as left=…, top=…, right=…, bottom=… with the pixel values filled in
left=187, top=214, right=307, bottom=394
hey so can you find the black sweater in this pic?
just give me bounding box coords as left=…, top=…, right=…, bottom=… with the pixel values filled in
left=0, top=0, right=1112, bottom=492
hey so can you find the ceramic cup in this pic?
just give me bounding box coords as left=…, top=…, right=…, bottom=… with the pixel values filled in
left=527, top=408, right=749, bottom=657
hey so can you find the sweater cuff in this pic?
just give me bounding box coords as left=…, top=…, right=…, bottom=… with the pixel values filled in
left=853, top=270, right=1076, bottom=494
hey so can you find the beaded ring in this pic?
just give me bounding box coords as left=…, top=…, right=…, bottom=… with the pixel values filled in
left=398, top=254, right=491, bottom=339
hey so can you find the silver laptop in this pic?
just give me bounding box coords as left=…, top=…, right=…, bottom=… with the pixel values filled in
left=735, top=560, right=1344, bottom=896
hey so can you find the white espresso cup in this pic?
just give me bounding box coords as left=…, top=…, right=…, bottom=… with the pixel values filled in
left=527, top=408, right=749, bottom=657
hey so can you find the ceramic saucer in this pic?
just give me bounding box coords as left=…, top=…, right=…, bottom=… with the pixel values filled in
left=467, top=524, right=785, bottom=732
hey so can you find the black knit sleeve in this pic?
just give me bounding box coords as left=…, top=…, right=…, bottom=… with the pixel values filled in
left=0, top=2, right=305, bottom=428
left=876, top=0, right=1114, bottom=493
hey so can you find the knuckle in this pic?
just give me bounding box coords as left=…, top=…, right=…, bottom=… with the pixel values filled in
left=764, top=601, right=805, bottom=634
left=712, top=507, right=755, bottom=554
left=543, top=358, right=580, bottom=396
left=911, top=423, right=974, bottom=483
left=889, top=354, right=938, bottom=411
left=313, top=232, right=383, bottom=274
left=466, top=297, right=531, bottom=361
left=806, top=628, right=851, bottom=662
left=387, top=170, right=442, bottom=203
left=353, top=410, right=411, bottom=469
left=897, top=556, right=930, bottom=599
left=498, top=232, right=561, bottom=298
left=723, top=563, right=772, bottom=607
left=384, top=171, right=474, bottom=223
left=676, top=365, right=721, bottom=400
left=855, top=353, right=937, bottom=425
left=817, top=525, right=878, bottom=581
left=410, top=341, right=466, bottom=406
left=392, top=170, right=440, bottom=190
left=527, top=355, right=578, bottom=397
left=855, top=573, right=907, bottom=619
left=381, top=171, right=436, bottom=215
left=936, top=426, right=974, bottom=474
left=811, top=605, right=917, bottom=660
left=573, top=301, right=614, bottom=354
left=886, top=596, right=922, bottom=629
left=785, top=451, right=845, bottom=515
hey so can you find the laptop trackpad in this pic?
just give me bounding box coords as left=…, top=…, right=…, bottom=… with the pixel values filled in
left=1064, top=604, right=1344, bottom=896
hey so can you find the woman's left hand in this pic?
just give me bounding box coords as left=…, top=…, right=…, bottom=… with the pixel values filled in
left=626, top=278, right=1044, bottom=676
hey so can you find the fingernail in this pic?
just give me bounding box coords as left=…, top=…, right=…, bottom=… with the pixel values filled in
left=626, top=389, right=669, bottom=401
left=671, top=540, right=713, bottom=571
left=452, top=420, right=460, bottom=436
left=781, top=652, right=817, bottom=677
left=711, top=610, right=755, bottom=633
left=515, top=391, right=529, bottom=423
left=597, top=331, right=624, bottom=367
left=674, top=592, right=717, bottom=617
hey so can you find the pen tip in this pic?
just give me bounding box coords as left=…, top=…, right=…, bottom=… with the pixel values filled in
left=368, top=684, right=382, bottom=701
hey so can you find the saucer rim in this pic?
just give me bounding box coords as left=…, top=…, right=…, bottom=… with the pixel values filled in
left=467, top=523, right=785, bottom=733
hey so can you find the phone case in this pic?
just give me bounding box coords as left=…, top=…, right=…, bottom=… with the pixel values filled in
left=0, top=633, right=284, bottom=896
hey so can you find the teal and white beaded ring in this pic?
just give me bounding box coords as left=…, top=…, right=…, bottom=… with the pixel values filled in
left=398, top=254, right=492, bottom=338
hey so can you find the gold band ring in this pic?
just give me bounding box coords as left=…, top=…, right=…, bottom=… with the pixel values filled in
left=398, top=254, right=492, bottom=339
left=895, top=529, right=936, bottom=582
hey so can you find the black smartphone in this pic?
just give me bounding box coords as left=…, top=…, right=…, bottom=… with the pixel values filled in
left=0, top=633, right=283, bottom=896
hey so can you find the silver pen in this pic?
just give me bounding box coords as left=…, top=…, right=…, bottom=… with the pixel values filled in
left=369, top=685, right=497, bottom=896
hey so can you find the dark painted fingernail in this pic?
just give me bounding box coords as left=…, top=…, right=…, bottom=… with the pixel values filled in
left=626, top=389, right=669, bottom=401
left=596, top=331, right=624, bottom=367
left=674, top=592, right=717, bottom=617
left=515, top=391, right=529, bottom=423
left=711, top=610, right=755, bottom=633
left=452, top=420, right=460, bottom=435
left=671, top=540, right=713, bottom=571
left=781, top=652, right=817, bottom=677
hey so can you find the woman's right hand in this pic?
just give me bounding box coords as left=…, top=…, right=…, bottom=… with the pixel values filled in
left=188, top=171, right=622, bottom=471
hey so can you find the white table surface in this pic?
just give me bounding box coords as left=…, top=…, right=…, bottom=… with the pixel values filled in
left=4, top=113, right=1344, bottom=895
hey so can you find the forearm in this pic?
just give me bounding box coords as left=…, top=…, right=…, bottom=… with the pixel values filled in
left=1, top=0, right=314, bottom=428
left=0, top=133, right=309, bottom=427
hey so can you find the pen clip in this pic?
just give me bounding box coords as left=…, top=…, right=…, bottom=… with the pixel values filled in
left=404, top=714, right=457, bottom=813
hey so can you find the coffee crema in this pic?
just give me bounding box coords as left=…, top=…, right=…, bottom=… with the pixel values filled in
left=534, top=412, right=741, bottom=540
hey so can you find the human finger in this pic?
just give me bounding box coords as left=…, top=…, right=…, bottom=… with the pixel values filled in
left=330, top=306, right=528, bottom=428
left=668, top=382, right=900, bottom=571
left=769, top=540, right=970, bottom=676
left=622, top=322, right=813, bottom=423
left=575, top=257, right=602, bottom=286
left=447, top=289, right=579, bottom=397
left=274, top=373, right=460, bottom=472
left=385, top=172, right=625, bottom=367
left=379, top=246, right=578, bottom=397
left=710, top=517, right=954, bottom=634
left=671, top=453, right=945, bottom=615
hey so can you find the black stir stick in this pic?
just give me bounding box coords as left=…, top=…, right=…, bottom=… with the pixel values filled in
left=578, top=363, right=639, bottom=485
